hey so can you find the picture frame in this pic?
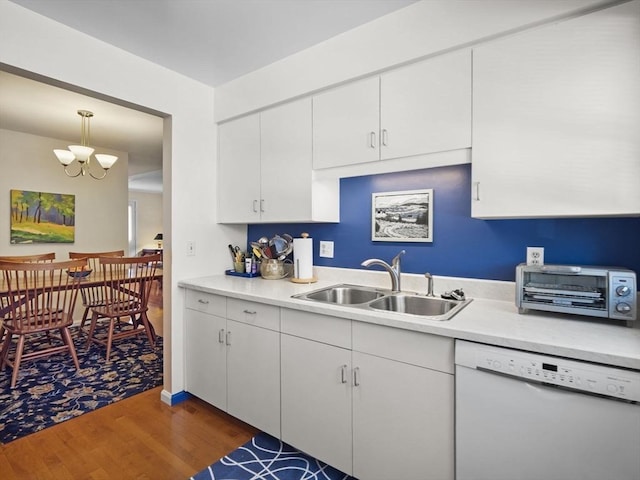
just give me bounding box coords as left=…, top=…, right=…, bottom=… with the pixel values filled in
left=372, top=188, right=433, bottom=242
left=10, top=189, right=75, bottom=244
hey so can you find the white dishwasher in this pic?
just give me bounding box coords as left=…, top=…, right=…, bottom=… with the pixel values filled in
left=455, top=340, right=640, bottom=480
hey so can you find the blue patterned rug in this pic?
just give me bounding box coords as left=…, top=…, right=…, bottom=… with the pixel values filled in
left=0, top=326, right=163, bottom=444
left=191, top=432, right=355, bottom=480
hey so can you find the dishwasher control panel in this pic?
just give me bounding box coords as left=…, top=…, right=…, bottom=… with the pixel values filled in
left=456, top=341, right=640, bottom=402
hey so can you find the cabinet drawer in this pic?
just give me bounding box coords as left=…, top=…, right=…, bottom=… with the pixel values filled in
left=185, top=289, right=226, bottom=317
left=227, top=298, right=280, bottom=331
left=352, top=321, right=454, bottom=374
left=281, top=308, right=351, bottom=349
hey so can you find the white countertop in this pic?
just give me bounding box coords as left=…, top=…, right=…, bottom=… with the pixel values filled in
left=178, top=267, right=640, bottom=370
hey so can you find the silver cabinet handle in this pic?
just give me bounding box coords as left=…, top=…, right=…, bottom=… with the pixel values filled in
left=473, top=182, right=480, bottom=201
left=260, top=199, right=265, bottom=213
left=253, top=199, right=258, bottom=212
left=243, top=309, right=257, bottom=315
left=218, top=329, right=225, bottom=344
left=197, top=298, right=209, bottom=304
left=226, top=331, right=231, bottom=346
left=341, top=364, right=348, bottom=384
left=369, top=131, right=376, bottom=149
left=353, top=366, right=361, bottom=387
left=381, top=129, right=388, bottom=146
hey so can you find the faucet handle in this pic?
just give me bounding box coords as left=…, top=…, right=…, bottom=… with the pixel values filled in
left=424, top=272, right=435, bottom=297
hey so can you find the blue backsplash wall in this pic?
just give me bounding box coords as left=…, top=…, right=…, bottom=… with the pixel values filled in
left=248, top=164, right=640, bottom=282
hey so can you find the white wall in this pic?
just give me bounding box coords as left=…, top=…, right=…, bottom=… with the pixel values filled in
left=215, top=0, right=611, bottom=121
left=0, top=129, right=128, bottom=256
left=0, top=0, right=247, bottom=399
left=129, top=190, right=163, bottom=253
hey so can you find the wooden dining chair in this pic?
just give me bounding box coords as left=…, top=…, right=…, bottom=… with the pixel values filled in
left=0, top=252, right=56, bottom=263
left=0, top=253, right=57, bottom=354
left=0, top=258, right=85, bottom=388
left=85, top=254, right=161, bottom=361
left=68, top=250, right=124, bottom=335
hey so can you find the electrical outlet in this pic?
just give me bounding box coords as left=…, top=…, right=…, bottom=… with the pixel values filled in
left=186, top=241, right=196, bottom=256
left=319, top=240, right=334, bottom=259
left=526, top=247, right=544, bottom=266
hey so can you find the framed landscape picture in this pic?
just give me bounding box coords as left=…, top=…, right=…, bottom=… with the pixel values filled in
left=10, top=189, right=75, bottom=244
left=372, top=189, right=433, bottom=242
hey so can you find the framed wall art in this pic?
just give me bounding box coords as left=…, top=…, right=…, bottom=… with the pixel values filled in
left=10, top=189, right=75, bottom=244
left=372, top=188, right=433, bottom=242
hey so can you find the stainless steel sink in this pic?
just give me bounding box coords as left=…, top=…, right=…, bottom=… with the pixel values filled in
left=368, top=294, right=472, bottom=320
left=293, top=284, right=472, bottom=321
left=295, top=284, right=386, bottom=305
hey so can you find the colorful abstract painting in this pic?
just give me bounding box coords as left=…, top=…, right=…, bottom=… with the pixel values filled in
left=10, top=189, right=75, bottom=244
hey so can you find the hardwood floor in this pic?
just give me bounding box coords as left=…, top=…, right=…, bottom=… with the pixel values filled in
left=0, top=387, right=259, bottom=479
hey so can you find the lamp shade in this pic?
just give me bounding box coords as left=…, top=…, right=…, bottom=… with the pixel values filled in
left=94, top=154, right=118, bottom=169
left=154, top=233, right=163, bottom=241
left=68, top=145, right=94, bottom=162
left=54, top=149, right=76, bottom=166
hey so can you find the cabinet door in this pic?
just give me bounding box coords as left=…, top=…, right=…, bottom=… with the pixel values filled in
left=217, top=113, right=261, bottom=223
left=313, top=76, right=380, bottom=169
left=226, top=320, right=280, bottom=438
left=352, top=352, right=454, bottom=480
left=184, top=309, right=227, bottom=410
left=281, top=334, right=353, bottom=475
left=381, top=50, right=471, bottom=160
left=260, top=98, right=313, bottom=222
left=472, top=1, right=640, bottom=218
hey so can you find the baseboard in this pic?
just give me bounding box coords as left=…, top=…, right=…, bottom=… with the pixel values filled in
left=160, top=389, right=190, bottom=406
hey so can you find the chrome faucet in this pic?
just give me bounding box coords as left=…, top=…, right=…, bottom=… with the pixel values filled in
left=361, top=250, right=405, bottom=292
left=424, top=272, right=435, bottom=297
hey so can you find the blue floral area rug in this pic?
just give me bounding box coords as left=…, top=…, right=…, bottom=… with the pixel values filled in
left=191, top=432, right=355, bottom=480
left=0, top=326, right=163, bottom=444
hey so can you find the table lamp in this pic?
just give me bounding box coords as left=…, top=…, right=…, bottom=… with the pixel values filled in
left=154, top=233, right=163, bottom=249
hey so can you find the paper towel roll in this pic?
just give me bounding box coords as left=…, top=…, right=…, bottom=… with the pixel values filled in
left=293, top=234, right=314, bottom=280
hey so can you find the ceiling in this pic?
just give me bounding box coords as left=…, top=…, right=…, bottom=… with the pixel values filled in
left=2, top=0, right=417, bottom=192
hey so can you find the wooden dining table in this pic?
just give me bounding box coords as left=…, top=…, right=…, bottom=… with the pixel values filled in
left=0, top=268, right=163, bottom=336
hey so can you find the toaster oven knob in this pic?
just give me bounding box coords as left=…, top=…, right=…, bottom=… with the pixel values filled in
left=615, top=302, right=632, bottom=314
left=615, top=285, right=631, bottom=297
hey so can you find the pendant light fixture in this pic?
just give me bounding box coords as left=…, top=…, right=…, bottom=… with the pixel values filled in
left=53, top=109, right=118, bottom=180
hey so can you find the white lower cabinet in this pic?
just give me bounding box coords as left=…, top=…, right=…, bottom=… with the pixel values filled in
left=185, top=308, right=227, bottom=410
left=352, top=351, right=454, bottom=480
left=281, top=334, right=353, bottom=474
left=184, top=291, right=281, bottom=438
left=184, top=292, right=454, bottom=480
left=226, top=319, right=280, bottom=437
left=280, top=308, right=455, bottom=480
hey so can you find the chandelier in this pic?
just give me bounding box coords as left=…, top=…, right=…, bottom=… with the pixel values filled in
left=53, top=110, right=118, bottom=180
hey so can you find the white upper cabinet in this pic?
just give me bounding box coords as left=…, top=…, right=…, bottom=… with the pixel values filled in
left=312, top=76, right=380, bottom=169
left=218, top=98, right=339, bottom=224
left=380, top=50, right=471, bottom=160
left=217, top=113, right=261, bottom=223
left=313, top=50, right=472, bottom=170
left=261, top=99, right=313, bottom=222
left=472, top=1, right=640, bottom=218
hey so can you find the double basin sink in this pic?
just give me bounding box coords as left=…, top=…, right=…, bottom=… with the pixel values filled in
left=292, top=284, right=472, bottom=321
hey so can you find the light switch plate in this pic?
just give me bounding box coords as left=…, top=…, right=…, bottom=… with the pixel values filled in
left=186, top=241, right=196, bottom=256
left=526, top=246, right=544, bottom=266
